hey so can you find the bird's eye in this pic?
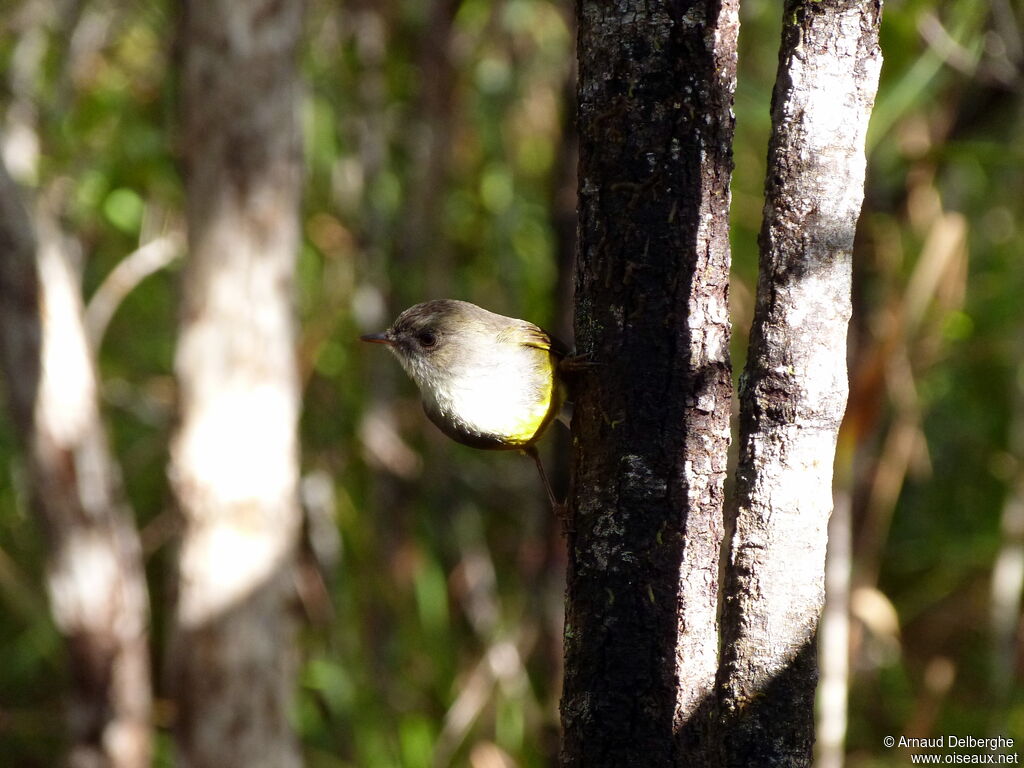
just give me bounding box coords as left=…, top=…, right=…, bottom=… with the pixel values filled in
left=417, top=330, right=438, bottom=349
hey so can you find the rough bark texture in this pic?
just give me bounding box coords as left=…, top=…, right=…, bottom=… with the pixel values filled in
left=169, top=2, right=304, bottom=766
left=0, top=164, right=152, bottom=768
left=562, top=1, right=738, bottom=765
left=717, top=2, right=883, bottom=766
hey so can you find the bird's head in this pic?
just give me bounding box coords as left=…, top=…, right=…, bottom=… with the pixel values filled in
left=360, top=300, right=499, bottom=395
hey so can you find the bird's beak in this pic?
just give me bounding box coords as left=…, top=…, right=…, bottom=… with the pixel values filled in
left=360, top=332, right=393, bottom=345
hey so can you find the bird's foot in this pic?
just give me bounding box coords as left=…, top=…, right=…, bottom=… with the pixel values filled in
left=559, top=353, right=600, bottom=374
left=552, top=498, right=573, bottom=537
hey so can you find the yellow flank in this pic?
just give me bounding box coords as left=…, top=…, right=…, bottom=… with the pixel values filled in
left=444, top=345, right=560, bottom=447
left=504, top=368, right=555, bottom=445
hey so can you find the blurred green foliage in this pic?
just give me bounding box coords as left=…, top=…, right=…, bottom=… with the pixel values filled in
left=1, top=0, right=1022, bottom=765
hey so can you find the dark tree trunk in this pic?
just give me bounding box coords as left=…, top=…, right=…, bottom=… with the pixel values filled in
left=0, top=163, right=152, bottom=768
left=716, top=2, right=883, bottom=766
left=169, top=1, right=305, bottom=766
left=561, top=0, right=739, bottom=765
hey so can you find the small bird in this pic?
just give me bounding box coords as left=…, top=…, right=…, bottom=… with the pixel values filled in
left=361, top=299, right=569, bottom=524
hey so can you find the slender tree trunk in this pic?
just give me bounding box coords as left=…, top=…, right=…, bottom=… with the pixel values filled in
left=816, top=490, right=853, bottom=768
left=0, top=163, right=152, bottom=768
left=989, top=336, right=1024, bottom=731
left=562, top=1, right=738, bottom=764
left=169, top=2, right=305, bottom=766
left=717, top=2, right=883, bottom=765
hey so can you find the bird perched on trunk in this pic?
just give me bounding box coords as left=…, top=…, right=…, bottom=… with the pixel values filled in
left=360, top=300, right=571, bottom=526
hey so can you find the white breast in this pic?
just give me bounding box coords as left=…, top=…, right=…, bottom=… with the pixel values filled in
left=425, top=344, right=551, bottom=443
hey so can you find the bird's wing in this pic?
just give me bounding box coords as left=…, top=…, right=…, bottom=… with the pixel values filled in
left=499, top=321, right=570, bottom=358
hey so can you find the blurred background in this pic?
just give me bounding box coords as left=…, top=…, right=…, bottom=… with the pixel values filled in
left=0, top=0, right=1021, bottom=765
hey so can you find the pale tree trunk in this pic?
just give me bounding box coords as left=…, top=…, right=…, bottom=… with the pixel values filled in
left=0, top=163, right=152, bottom=768
left=169, top=1, right=305, bottom=767
left=989, top=336, right=1024, bottom=731
left=717, top=2, right=883, bottom=766
left=816, top=491, right=853, bottom=768
left=562, top=0, right=738, bottom=764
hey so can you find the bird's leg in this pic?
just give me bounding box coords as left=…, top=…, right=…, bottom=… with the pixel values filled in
left=524, top=445, right=570, bottom=534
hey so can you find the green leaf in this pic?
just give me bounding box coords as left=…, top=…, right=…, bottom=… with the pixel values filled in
left=102, top=188, right=144, bottom=234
